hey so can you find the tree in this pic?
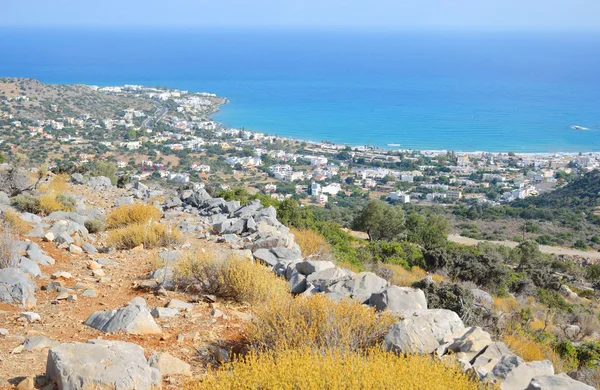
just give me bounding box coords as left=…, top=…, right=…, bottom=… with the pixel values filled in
left=92, top=161, right=117, bottom=185
left=0, top=153, right=5, bottom=164
left=353, top=200, right=405, bottom=241
left=406, top=213, right=450, bottom=249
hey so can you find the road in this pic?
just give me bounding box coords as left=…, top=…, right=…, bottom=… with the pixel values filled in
left=448, top=234, right=600, bottom=260
left=143, top=104, right=167, bottom=129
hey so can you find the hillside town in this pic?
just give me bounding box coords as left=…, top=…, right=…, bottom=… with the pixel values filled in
left=2, top=79, right=599, bottom=209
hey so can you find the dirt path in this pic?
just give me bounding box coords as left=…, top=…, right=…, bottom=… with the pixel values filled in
left=448, top=234, right=600, bottom=261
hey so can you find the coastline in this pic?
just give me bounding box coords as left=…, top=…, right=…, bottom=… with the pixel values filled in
left=210, top=97, right=600, bottom=157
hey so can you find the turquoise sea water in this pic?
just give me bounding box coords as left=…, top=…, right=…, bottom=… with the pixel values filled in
left=0, top=28, right=599, bottom=152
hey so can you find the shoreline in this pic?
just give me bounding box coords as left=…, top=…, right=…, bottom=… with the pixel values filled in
left=210, top=99, right=600, bottom=157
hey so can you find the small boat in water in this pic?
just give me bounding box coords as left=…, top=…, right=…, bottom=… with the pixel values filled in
left=571, top=125, right=589, bottom=131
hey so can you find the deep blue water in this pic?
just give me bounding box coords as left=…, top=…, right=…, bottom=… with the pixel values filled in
left=1, top=28, right=599, bottom=152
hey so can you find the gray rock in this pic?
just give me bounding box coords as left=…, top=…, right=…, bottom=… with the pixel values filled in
left=306, top=267, right=354, bottom=291
left=0, top=328, right=7, bottom=336
left=23, top=335, right=59, bottom=351
left=289, top=270, right=308, bottom=294
left=148, top=267, right=175, bottom=289
left=20, top=212, right=42, bottom=224
left=18, top=257, right=41, bottom=277
left=0, top=268, right=36, bottom=307
left=231, top=199, right=262, bottom=218
left=271, top=247, right=302, bottom=262
left=222, top=218, right=246, bottom=235
left=81, top=289, right=97, bottom=298
left=296, top=260, right=336, bottom=276
left=471, top=341, right=513, bottom=376
left=326, top=272, right=389, bottom=303
left=71, top=173, right=85, bottom=184
left=487, top=356, right=554, bottom=390
left=368, top=286, right=427, bottom=312
left=87, top=176, right=113, bottom=190
left=166, top=299, right=193, bottom=311
left=84, top=301, right=162, bottom=335
left=472, top=288, right=493, bottom=308
left=253, top=248, right=279, bottom=267
left=82, top=242, right=97, bottom=254
left=150, top=307, right=180, bottom=318
left=148, top=352, right=192, bottom=377
left=158, top=250, right=180, bottom=263
left=385, top=309, right=465, bottom=354
left=246, top=216, right=257, bottom=232
left=25, top=223, right=44, bottom=237
left=525, top=373, right=595, bottom=390
left=437, top=326, right=492, bottom=361
left=0, top=191, right=9, bottom=205
left=20, top=311, right=41, bottom=322
left=54, top=231, right=74, bottom=246
left=46, top=340, right=161, bottom=390
left=115, top=196, right=135, bottom=206
left=26, top=247, right=55, bottom=265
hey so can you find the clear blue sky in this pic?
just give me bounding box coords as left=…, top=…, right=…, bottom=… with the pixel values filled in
left=3, top=0, right=600, bottom=31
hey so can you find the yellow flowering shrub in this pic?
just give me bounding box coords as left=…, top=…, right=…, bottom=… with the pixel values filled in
left=106, top=203, right=162, bottom=229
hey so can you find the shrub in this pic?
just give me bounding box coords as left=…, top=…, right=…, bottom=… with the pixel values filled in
left=175, top=251, right=289, bottom=304
left=11, top=194, right=38, bottom=213
left=84, top=218, right=105, bottom=234
left=536, top=288, right=571, bottom=312
left=48, top=174, right=69, bottom=193
left=0, top=221, right=18, bottom=268
left=245, top=294, right=396, bottom=353
left=493, top=297, right=521, bottom=313
left=106, top=203, right=162, bottom=229
left=36, top=193, right=75, bottom=215
left=184, top=348, right=488, bottom=390
left=1, top=209, right=30, bottom=235
left=291, top=227, right=332, bottom=259
left=377, top=264, right=443, bottom=287
left=107, top=222, right=181, bottom=249
left=503, top=332, right=573, bottom=373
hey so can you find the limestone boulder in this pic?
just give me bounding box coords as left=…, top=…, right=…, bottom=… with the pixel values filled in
left=525, top=373, right=595, bottom=390
left=368, top=286, right=427, bottom=312
left=485, top=355, right=554, bottom=390
left=326, top=272, right=389, bottom=303
left=0, top=268, right=36, bottom=307
left=385, top=309, right=465, bottom=354
left=84, top=299, right=161, bottom=335
left=46, top=340, right=161, bottom=389
left=148, top=352, right=192, bottom=377
left=306, top=267, right=354, bottom=291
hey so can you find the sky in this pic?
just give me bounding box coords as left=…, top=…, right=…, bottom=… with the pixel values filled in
left=2, top=0, right=600, bottom=31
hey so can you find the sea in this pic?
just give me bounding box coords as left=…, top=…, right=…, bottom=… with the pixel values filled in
left=0, top=28, right=599, bottom=153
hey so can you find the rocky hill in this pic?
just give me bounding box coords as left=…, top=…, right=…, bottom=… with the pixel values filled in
left=0, top=172, right=595, bottom=389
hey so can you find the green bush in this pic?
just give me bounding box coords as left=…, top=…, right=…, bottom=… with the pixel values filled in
left=536, top=288, right=571, bottom=312
left=11, top=194, right=38, bottom=213
left=84, top=218, right=105, bottom=234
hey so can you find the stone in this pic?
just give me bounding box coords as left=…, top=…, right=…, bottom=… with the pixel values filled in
left=289, top=270, right=308, bottom=294
left=0, top=268, right=37, bottom=307
left=525, top=373, right=595, bottom=390
left=82, top=242, right=98, bottom=254
left=306, top=267, right=354, bottom=291
left=88, top=260, right=102, bottom=270
left=326, top=272, right=389, bottom=303
left=69, top=244, right=83, bottom=254
left=18, top=257, right=42, bottom=278
left=20, top=312, right=41, bottom=322
left=166, top=299, right=194, bottom=311
left=43, top=232, right=55, bottom=242
left=0, top=328, right=8, bottom=336
left=115, top=196, right=135, bottom=206
left=52, top=271, right=73, bottom=280
left=81, top=289, right=97, bottom=297
left=46, top=340, right=161, bottom=389
left=87, top=176, right=113, bottom=190
left=437, top=327, right=492, bottom=360
left=150, top=307, right=180, bottom=318
left=472, top=341, right=513, bottom=376
left=26, top=247, right=55, bottom=265
left=71, top=173, right=85, bottom=184
left=92, top=269, right=106, bottom=277
left=253, top=248, right=279, bottom=267
left=16, top=377, right=34, bottom=390
left=471, top=288, right=493, bottom=308
left=368, top=286, right=427, bottom=312
left=385, top=309, right=465, bottom=354
left=84, top=301, right=162, bottom=335
left=54, top=232, right=74, bottom=245
left=486, top=355, right=554, bottom=390
left=296, top=260, right=336, bottom=276
left=148, top=352, right=192, bottom=377
left=23, top=335, right=59, bottom=351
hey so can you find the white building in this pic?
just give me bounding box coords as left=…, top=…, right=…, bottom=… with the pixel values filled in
left=388, top=191, right=410, bottom=203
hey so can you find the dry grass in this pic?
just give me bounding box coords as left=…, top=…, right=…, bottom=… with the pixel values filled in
left=175, top=251, right=289, bottom=304
left=245, top=294, right=396, bottom=353
left=291, top=228, right=332, bottom=258
left=36, top=193, right=74, bottom=215
left=493, top=297, right=521, bottom=313
left=106, top=203, right=162, bottom=229
left=0, top=222, right=17, bottom=269
left=184, top=348, right=492, bottom=390
left=502, top=332, right=570, bottom=373
left=48, top=173, right=70, bottom=193
left=1, top=209, right=31, bottom=235
left=107, top=222, right=181, bottom=250
left=379, top=264, right=444, bottom=287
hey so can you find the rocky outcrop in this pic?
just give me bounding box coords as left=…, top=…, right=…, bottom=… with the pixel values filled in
left=525, top=373, right=595, bottom=390
left=486, top=355, right=554, bottom=390
left=46, top=340, right=161, bottom=389
left=369, top=286, right=427, bottom=312
left=385, top=309, right=465, bottom=353
left=0, top=268, right=36, bottom=307
left=326, top=272, right=389, bottom=303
